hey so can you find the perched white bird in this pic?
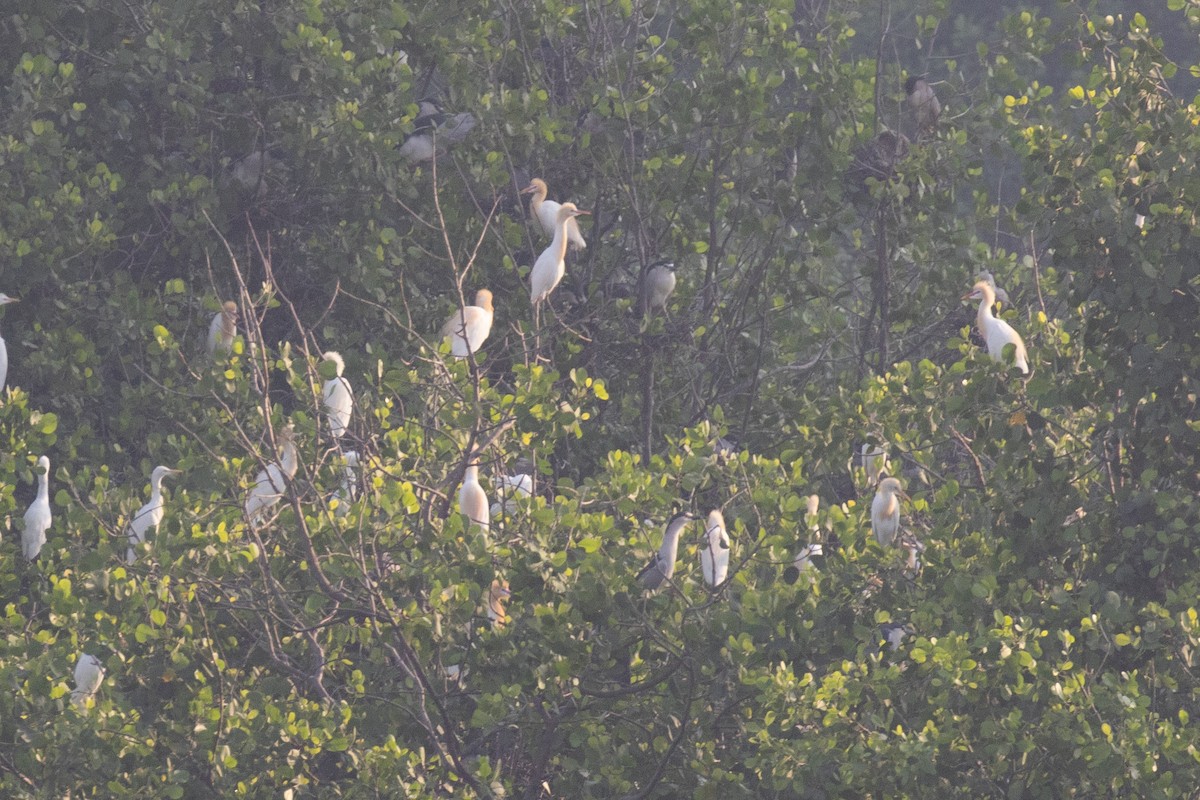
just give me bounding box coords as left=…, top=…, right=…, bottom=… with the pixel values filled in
left=125, top=465, right=181, bottom=564
left=964, top=280, right=1029, bottom=374
left=321, top=352, right=354, bottom=439
left=529, top=203, right=590, bottom=314
left=489, top=472, right=533, bottom=517
left=791, top=494, right=823, bottom=576
left=521, top=178, right=587, bottom=250
left=898, top=530, right=926, bottom=580
left=871, top=477, right=907, bottom=548
left=645, top=261, right=676, bottom=313
left=905, top=75, right=940, bottom=132
left=700, top=510, right=731, bottom=587
left=975, top=270, right=1011, bottom=308
left=458, top=464, right=490, bottom=534
left=0, top=293, right=20, bottom=392
left=207, top=301, right=238, bottom=358
left=22, top=455, right=52, bottom=560
left=244, top=426, right=299, bottom=523
left=636, top=512, right=696, bottom=591
left=805, top=494, right=820, bottom=521
left=860, top=443, right=888, bottom=486
left=72, top=653, right=105, bottom=707
left=880, top=622, right=913, bottom=652
left=487, top=579, right=511, bottom=628
left=440, top=289, right=494, bottom=357
left=334, top=450, right=359, bottom=517
left=793, top=543, right=824, bottom=574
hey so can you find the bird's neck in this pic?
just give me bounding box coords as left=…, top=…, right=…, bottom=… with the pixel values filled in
left=976, top=299, right=995, bottom=328
left=37, top=474, right=49, bottom=500
left=551, top=219, right=570, bottom=262
left=529, top=185, right=547, bottom=213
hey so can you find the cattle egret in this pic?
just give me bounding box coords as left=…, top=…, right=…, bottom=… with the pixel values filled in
left=898, top=530, right=926, bottom=580
left=0, top=293, right=19, bottom=392
left=321, top=352, right=354, bottom=439
left=793, top=542, right=824, bottom=575
left=22, top=455, right=52, bottom=560
left=208, top=301, right=238, bottom=357
left=964, top=281, right=1029, bottom=374
left=334, top=451, right=359, bottom=517
left=244, top=426, right=299, bottom=523
left=806, top=494, right=820, bottom=520
left=636, top=512, right=696, bottom=591
left=440, top=289, right=494, bottom=357
left=489, top=472, right=533, bottom=517
left=645, top=261, right=676, bottom=313
left=880, top=622, right=913, bottom=652
left=487, top=579, right=511, bottom=628
left=530, top=203, right=590, bottom=310
left=125, top=465, right=182, bottom=564
left=975, top=270, right=1011, bottom=308
left=72, top=653, right=105, bottom=707
left=871, top=477, right=907, bottom=548
left=905, top=75, right=940, bottom=132
left=700, top=510, right=731, bottom=587
left=521, top=178, right=587, bottom=250
left=860, top=443, right=888, bottom=486
left=459, top=464, right=489, bottom=534
left=789, top=494, right=824, bottom=578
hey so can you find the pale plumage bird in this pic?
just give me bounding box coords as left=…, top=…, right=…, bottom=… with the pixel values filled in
left=898, top=530, right=926, bottom=580
left=321, top=352, right=354, bottom=438
left=975, top=270, right=1011, bottom=308
left=645, top=261, right=676, bottom=313
left=529, top=203, right=591, bottom=310
left=871, top=477, right=907, bottom=548
left=207, top=301, right=238, bottom=358
left=700, top=510, right=731, bottom=587
left=440, top=289, right=494, bottom=357
left=860, top=443, right=888, bottom=486
left=459, top=464, right=489, bottom=534
left=636, top=512, right=696, bottom=591
left=487, top=579, right=511, bottom=628
left=964, top=281, right=1029, bottom=374
left=125, top=465, right=182, bottom=564
left=489, top=472, right=533, bottom=517
left=905, top=75, right=940, bottom=132
left=521, top=178, right=587, bottom=250
left=334, top=450, right=359, bottom=517
left=22, top=455, right=52, bottom=560
left=244, top=426, right=299, bottom=523
left=0, top=293, right=19, bottom=393
left=880, top=622, right=913, bottom=652
left=790, top=494, right=824, bottom=577
left=72, top=653, right=105, bottom=708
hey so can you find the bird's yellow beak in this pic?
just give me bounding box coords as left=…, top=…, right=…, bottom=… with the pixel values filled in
left=519, top=183, right=536, bottom=195
left=574, top=209, right=592, bottom=216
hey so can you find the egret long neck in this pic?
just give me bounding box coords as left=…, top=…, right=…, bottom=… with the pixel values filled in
left=551, top=216, right=571, bottom=264
left=37, top=472, right=49, bottom=501
left=662, top=516, right=689, bottom=561
left=528, top=184, right=547, bottom=217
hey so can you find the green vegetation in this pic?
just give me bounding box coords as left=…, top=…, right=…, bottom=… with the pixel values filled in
left=2, top=0, right=1199, bottom=797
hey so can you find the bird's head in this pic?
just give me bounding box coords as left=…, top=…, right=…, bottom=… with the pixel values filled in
left=222, top=300, right=238, bottom=318
left=0, top=293, right=20, bottom=306
left=35, top=455, right=50, bottom=473
left=152, top=465, right=182, bottom=482
left=474, top=289, right=494, bottom=311
left=557, top=202, right=590, bottom=222
left=963, top=281, right=994, bottom=304
left=321, top=351, right=345, bottom=375
left=878, top=476, right=908, bottom=501
left=520, top=178, right=547, bottom=195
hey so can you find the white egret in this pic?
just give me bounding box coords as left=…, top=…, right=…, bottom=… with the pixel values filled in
left=880, top=622, right=913, bottom=652
left=645, top=261, right=676, bottom=313
left=22, top=455, right=52, bottom=560
left=458, top=464, right=489, bottom=534
left=898, top=530, right=926, bottom=580
left=964, top=281, right=1029, bottom=374
left=520, top=178, right=587, bottom=250
left=489, top=472, right=533, bottom=517
left=791, top=494, right=823, bottom=577
left=487, top=579, right=511, bottom=628
left=529, top=203, right=590, bottom=310
left=334, top=451, right=359, bottom=517
left=244, top=426, right=299, bottom=523
left=321, top=352, right=354, bottom=439
left=125, top=465, right=182, bottom=564
left=71, top=653, right=105, bottom=708
left=871, top=477, right=907, bottom=548
left=636, top=512, right=696, bottom=591
left=700, top=510, right=731, bottom=587
left=860, top=443, right=888, bottom=486
left=207, top=301, right=238, bottom=357
left=975, top=270, right=1011, bottom=308
left=440, top=289, right=494, bottom=357
left=0, top=293, right=19, bottom=392
left=904, top=75, right=940, bottom=132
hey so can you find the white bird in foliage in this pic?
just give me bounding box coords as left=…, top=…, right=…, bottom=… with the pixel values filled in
left=791, top=494, right=824, bottom=576
left=636, top=512, right=696, bottom=591
left=0, top=293, right=20, bottom=392
left=244, top=426, right=299, bottom=523
left=72, top=653, right=105, bottom=708
left=700, top=510, right=731, bottom=587
left=489, top=472, right=533, bottom=517
left=645, top=261, right=676, bottom=313
left=964, top=281, right=1029, bottom=374
left=321, top=352, right=354, bottom=439
left=530, top=203, right=590, bottom=310
left=521, top=178, right=587, bottom=250
left=871, top=477, right=907, bottom=548
left=334, top=450, right=359, bottom=517
left=487, top=578, right=511, bottom=628
left=459, top=464, right=489, bottom=534
left=208, top=301, right=238, bottom=358
left=440, top=289, right=494, bottom=357
left=860, top=443, right=888, bottom=486
left=22, top=455, right=52, bottom=560
left=125, top=465, right=181, bottom=564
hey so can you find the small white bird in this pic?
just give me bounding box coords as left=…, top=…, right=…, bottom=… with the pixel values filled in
left=0, top=293, right=20, bottom=392
left=871, top=477, right=907, bottom=548
left=125, top=465, right=182, bottom=564
left=898, top=530, right=926, bottom=580
left=334, top=450, right=359, bottom=517
left=208, top=301, right=238, bottom=358
left=489, top=472, right=533, bottom=517
left=244, top=426, right=299, bottom=524
left=459, top=464, right=489, bottom=534
left=860, top=443, right=888, bottom=486
left=636, top=512, right=696, bottom=591
left=440, top=289, right=494, bottom=357
left=529, top=203, right=591, bottom=310
left=521, top=178, right=587, bottom=250
left=645, top=261, right=677, bottom=313
left=975, top=270, right=1012, bottom=308
left=487, top=578, right=511, bottom=628
left=22, top=455, right=52, bottom=560
left=964, top=281, right=1029, bottom=374
left=321, top=351, right=354, bottom=439
left=791, top=494, right=823, bottom=576
left=72, top=653, right=105, bottom=708
left=700, top=510, right=731, bottom=587
left=905, top=75, right=940, bottom=132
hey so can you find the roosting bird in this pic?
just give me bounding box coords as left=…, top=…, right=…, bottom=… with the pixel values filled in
left=636, top=512, right=696, bottom=591
left=22, top=455, right=52, bottom=560
left=459, top=464, right=489, bottom=534
left=905, top=75, right=941, bottom=132
left=964, top=281, right=1029, bottom=374
left=871, top=477, right=907, bottom=548
left=321, top=352, right=354, bottom=438
left=700, top=510, right=731, bottom=587
left=644, top=261, right=677, bottom=313
left=440, top=289, right=494, bottom=357
left=0, top=293, right=19, bottom=392
left=244, top=426, right=299, bottom=524
left=72, top=653, right=105, bottom=708
left=521, top=178, right=587, bottom=250
left=530, top=203, right=590, bottom=312
left=125, top=465, right=182, bottom=564
left=208, top=301, right=238, bottom=358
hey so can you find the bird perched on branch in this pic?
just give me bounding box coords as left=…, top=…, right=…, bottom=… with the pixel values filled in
left=644, top=261, right=677, bottom=314
left=321, top=352, right=354, bottom=439
left=964, top=281, right=1029, bottom=374
left=440, top=289, right=494, bottom=357
left=871, top=477, right=907, bottom=548
left=636, top=512, right=696, bottom=591
left=487, top=579, right=511, bottom=628
left=530, top=203, right=590, bottom=311
left=208, top=301, right=238, bottom=358
left=244, top=426, right=298, bottom=524
left=459, top=464, right=489, bottom=535
left=905, top=75, right=940, bottom=133
left=0, top=293, right=19, bottom=392
left=398, top=100, right=477, bottom=163
left=125, top=465, right=182, bottom=564
left=334, top=451, right=359, bottom=517
left=22, top=455, right=52, bottom=560
left=521, top=178, right=587, bottom=250
left=72, top=653, right=105, bottom=708
left=700, top=510, right=731, bottom=587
